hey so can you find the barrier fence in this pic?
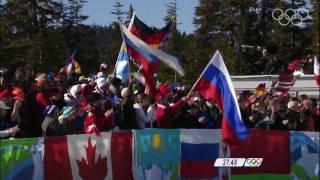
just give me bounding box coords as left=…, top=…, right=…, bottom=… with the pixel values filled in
left=0, top=129, right=319, bottom=180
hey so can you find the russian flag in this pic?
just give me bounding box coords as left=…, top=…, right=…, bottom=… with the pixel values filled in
left=180, top=129, right=224, bottom=179
left=120, top=23, right=184, bottom=96
left=120, top=23, right=184, bottom=76
left=115, top=13, right=171, bottom=81
left=192, top=50, right=249, bottom=143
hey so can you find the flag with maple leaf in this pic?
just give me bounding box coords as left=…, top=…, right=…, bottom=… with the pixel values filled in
left=45, top=132, right=134, bottom=180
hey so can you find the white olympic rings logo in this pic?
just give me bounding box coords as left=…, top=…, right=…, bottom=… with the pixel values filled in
left=246, top=158, right=262, bottom=165
left=272, top=8, right=309, bottom=26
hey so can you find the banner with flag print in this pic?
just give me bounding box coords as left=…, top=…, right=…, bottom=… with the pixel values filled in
left=230, top=129, right=291, bottom=180
left=0, top=138, right=44, bottom=180
left=180, top=129, right=230, bottom=179
left=191, top=50, right=249, bottom=144
left=44, top=132, right=133, bottom=180
left=134, top=129, right=180, bottom=180
left=1, top=130, right=319, bottom=180
left=290, top=131, right=319, bottom=180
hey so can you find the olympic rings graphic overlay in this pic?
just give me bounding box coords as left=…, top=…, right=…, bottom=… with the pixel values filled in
left=272, top=8, right=309, bottom=26
left=244, top=158, right=263, bottom=167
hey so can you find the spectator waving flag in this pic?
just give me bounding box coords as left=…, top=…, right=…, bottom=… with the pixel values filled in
left=120, top=23, right=184, bottom=76
left=120, top=23, right=184, bottom=96
left=314, top=56, right=320, bottom=86
left=66, top=50, right=81, bottom=75
left=115, top=13, right=171, bottom=83
left=190, top=50, right=249, bottom=144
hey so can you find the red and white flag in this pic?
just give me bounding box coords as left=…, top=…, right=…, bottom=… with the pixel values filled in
left=275, top=74, right=295, bottom=95
left=314, top=56, right=320, bottom=86
left=44, top=132, right=133, bottom=180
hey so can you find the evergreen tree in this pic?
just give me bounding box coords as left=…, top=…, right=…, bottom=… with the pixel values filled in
left=63, top=0, right=88, bottom=27
left=160, top=0, right=184, bottom=82
left=0, top=0, right=65, bottom=71
left=259, top=0, right=312, bottom=71
left=193, top=0, right=260, bottom=75
left=111, top=0, right=125, bottom=23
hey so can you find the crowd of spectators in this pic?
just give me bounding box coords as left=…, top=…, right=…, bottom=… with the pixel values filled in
left=0, top=64, right=319, bottom=139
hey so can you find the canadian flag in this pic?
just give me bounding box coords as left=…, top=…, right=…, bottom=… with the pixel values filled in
left=314, top=56, right=320, bottom=86
left=44, top=132, right=133, bottom=180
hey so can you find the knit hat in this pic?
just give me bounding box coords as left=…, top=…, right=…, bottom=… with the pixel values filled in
left=60, top=106, right=76, bottom=117
left=12, top=88, right=25, bottom=100
left=70, top=84, right=82, bottom=97
left=0, top=101, right=10, bottom=109
left=96, top=78, right=108, bottom=88
left=43, top=105, right=58, bottom=116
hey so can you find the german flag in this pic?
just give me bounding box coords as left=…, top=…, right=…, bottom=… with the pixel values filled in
left=255, top=83, right=266, bottom=97
left=130, top=15, right=171, bottom=49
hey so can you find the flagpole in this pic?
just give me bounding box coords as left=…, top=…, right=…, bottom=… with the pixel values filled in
left=187, top=51, right=219, bottom=97
left=137, top=65, right=143, bottom=73
left=113, top=12, right=136, bottom=77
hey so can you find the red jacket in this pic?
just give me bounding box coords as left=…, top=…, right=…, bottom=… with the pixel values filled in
left=84, top=109, right=114, bottom=134
left=155, top=100, right=184, bottom=128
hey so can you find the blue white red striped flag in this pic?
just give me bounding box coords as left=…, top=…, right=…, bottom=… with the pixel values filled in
left=192, top=50, right=249, bottom=143
left=119, top=23, right=184, bottom=76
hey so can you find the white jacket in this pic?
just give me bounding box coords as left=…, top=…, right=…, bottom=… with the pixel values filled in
left=133, top=103, right=155, bottom=128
